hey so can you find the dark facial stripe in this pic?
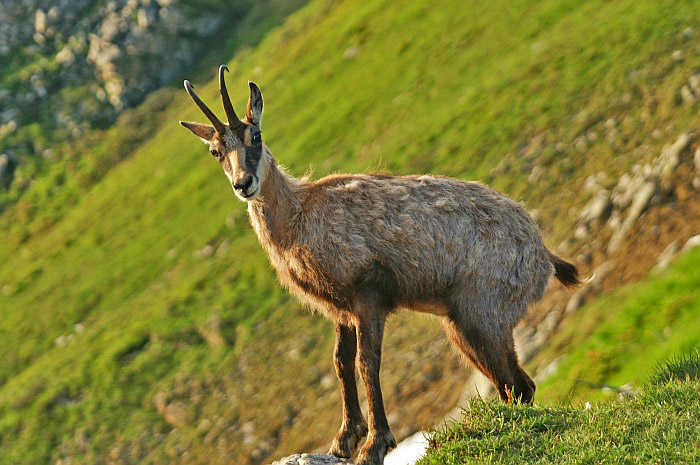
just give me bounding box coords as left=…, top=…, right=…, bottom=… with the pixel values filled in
left=244, top=144, right=262, bottom=179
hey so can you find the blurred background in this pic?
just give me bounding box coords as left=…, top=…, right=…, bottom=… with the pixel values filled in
left=1, top=0, right=700, bottom=464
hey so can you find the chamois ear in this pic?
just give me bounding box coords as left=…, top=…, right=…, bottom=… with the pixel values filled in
left=246, top=81, right=263, bottom=126
left=180, top=121, right=216, bottom=143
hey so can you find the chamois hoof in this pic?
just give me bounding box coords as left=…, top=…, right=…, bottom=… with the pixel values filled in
left=328, top=421, right=368, bottom=458
left=355, top=430, right=396, bottom=465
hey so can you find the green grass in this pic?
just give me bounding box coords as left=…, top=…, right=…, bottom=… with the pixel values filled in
left=2, top=0, right=700, bottom=463
left=533, top=247, right=700, bottom=404
left=420, top=375, right=700, bottom=464
left=421, top=250, right=700, bottom=463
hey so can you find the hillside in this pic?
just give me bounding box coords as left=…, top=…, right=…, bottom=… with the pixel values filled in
left=419, top=355, right=700, bottom=464
left=532, top=246, right=700, bottom=404
left=419, top=248, right=700, bottom=463
left=1, top=0, right=700, bottom=464
left=0, top=0, right=306, bottom=210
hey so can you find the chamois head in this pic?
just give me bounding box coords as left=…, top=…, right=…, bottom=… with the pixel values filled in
left=180, top=65, right=265, bottom=201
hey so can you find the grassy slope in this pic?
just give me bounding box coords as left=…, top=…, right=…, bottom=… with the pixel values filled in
left=420, top=376, right=700, bottom=464
left=532, top=247, right=700, bottom=404
left=2, top=0, right=700, bottom=463
left=420, top=250, right=700, bottom=463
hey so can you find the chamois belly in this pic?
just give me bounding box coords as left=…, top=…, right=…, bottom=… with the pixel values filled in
left=275, top=254, right=354, bottom=317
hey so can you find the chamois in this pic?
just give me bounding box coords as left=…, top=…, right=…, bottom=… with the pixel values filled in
left=179, top=65, right=580, bottom=465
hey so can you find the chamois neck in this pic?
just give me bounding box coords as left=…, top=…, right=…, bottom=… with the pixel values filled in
left=248, top=148, right=301, bottom=248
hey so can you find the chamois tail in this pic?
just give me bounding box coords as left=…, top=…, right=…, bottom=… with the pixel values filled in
left=548, top=251, right=581, bottom=289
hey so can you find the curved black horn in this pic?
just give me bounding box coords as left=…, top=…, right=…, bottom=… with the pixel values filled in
left=183, top=80, right=226, bottom=134
left=219, top=65, right=241, bottom=128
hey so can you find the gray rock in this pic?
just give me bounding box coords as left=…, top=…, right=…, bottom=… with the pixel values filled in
left=689, top=74, right=700, bottom=95
left=609, top=181, right=656, bottom=252
left=682, top=235, right=700, bottom=253
left=579, top=189, right=612, bottom=225
left=163, top=402, right=189, bottom=427
left=196, top=316, right=226, bottom=347
left=153, top=391, right=169, bottom=415
left=627, top=181, right=656, bottom=222
left=34, top=8, right=46, bottom=33
left=655, top=240, right=680, bottom=270
left=658, top=132, right=693, bottom=186
left=271, top=454, right=352, bottom=465
left=344, top=46, right=360, bottom=59
left=681, top=85, right=696, bottom=105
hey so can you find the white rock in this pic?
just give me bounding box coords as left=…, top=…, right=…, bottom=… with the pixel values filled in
left=384, top=432, right=429, bottom=465
left=659, top=132, right=693, bottom=175
left=343, top=47, right=360, bottom=59
left=609, top=182, right=656, bottom=252
left=34, top=9, right=47, bottom=33
left=137, top=8, right=149, bottom=28
left=579, top=190, right=611, bottom=224
left=682, top=235, right=700, bottom=253
left=655, top=240, right=680, bottom=270
left=681, top=85, right=696, bottom=105
left=627, top=181, right=656, bottom=223
left=689, top=74, right=700, bottom=94
left=270, top=454, right=352, bottom=465
left=320, top=375, right=335, bottom=390
left=56, top=46, right=75, bottom=65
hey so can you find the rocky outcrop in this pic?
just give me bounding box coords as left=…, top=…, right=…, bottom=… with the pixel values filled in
left=0, top=0, right=247, bottom=189
left=571, top=131, right=696, bottom=253
left=270, top=454, right=352, bottom=465
left=0, top=0, right=229, bottom=116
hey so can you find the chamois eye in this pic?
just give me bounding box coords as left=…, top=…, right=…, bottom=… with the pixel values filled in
left=210, top=149, right=219, bottom=158
left=252, top=132, right=262, bottom=144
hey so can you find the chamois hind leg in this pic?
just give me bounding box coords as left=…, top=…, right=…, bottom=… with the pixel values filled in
left=328, top=323, right=368, bottom=458
left=355, top=316, right=396, bottom=465
left=442, top=313, right=535, bottom=403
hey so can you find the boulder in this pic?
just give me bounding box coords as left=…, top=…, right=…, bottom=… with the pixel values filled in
left=658, top=132, right=694, bottom=187
left=163, top=402, right=189, bottom=428
left=609, top=181, right=656, bottom=252
left=683, top=235, right=700, bottom=253
left=271, top=454, right=352, bottom=465
left=655, top=241, right=680, bottom=271
left=579, top=189, right=612, bottom=225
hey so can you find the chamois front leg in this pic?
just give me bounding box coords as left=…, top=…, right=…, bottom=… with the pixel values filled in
left=329, top=323, right=368, bottom=458
left=355, top=317, right=396, bottom=465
